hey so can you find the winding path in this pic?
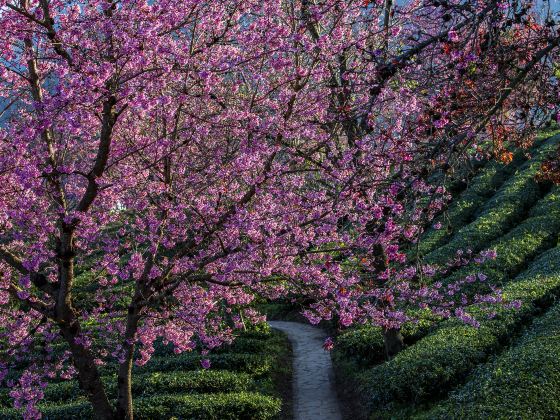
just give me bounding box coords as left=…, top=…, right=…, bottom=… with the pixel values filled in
left=269, top=321, right=342, bottom=420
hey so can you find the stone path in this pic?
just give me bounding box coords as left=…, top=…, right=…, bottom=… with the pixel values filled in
left=269, top=321, right=342, bottom=420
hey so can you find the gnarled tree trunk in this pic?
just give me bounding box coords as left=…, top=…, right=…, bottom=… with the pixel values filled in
left=60, top=320, right=115, bottom=419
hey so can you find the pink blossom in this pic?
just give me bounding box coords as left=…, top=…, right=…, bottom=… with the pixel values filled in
left=323, top=337, right=335, bottom=351
left=433, top=118, right=449, bottom=129
left=448, top=30, right=460, bottom=43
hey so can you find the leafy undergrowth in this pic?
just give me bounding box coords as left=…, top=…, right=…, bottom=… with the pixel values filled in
left=333, top=132, right=560, bottom=420
left=0, top=325, right=291, bottom=420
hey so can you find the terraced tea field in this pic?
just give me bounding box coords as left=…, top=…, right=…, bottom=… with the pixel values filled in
left=0, top=325, right=291, bottom=419
left=333, top=131, right=560, bottom=419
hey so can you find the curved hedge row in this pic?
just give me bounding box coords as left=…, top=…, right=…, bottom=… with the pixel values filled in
left=332, top=311, right=436, bottom=369
left=416, top=161, right=511, bottom=257
left=118, top=353, right=274, bottom=377
left=0, top=392, right=282, bottom=420
left=417, top=129, right=560, bottom=258
left=152, top=337, right=272, bottom=358
left=37, top=325, right=279, bottom=364
left=333, top=187, right=560, bottom=374
left=439, top=185, right=560, bottom=288
left=0, top=370, right=256, bottom=407
left=0, top=324, right=291, bottom=419
left=4, top=352, right=277, bottom=384
left=355, top=246, right=560, bottom=418
left=423, top=302, right=560, bottom=419
left=423, top=135, right=559, bottom=266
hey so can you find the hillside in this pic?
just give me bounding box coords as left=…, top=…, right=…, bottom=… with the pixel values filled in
left=333, top=129, right=560, bottom=419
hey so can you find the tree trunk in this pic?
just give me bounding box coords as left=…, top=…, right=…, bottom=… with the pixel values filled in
left=56, top=230, right=115, bottom=419
left=382, top=327, right=404, bottom=359
left=60, top=322, right=115, bottom=420
left=115, top=349, right=134, bottom=420
left=115, top=305, right=141, bottom=420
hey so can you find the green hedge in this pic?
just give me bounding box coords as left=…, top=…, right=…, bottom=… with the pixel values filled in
left=529, top=184, right=560, bottom=217
left=333, top=131, right=560, bottom=419
left=416, top=161, right=511, bottom=257
left=0, top=325, right=289, bottom=417
left=423, top=302, right=560, bottom=419
left=423, top=136, right=559, bottom=266
left=37, top=325, right=277, bottom=366
left=136, top=393, right=281, bottom=420
left=6, top=351, right=275, bottom=388
left=332, top=312, right=437, bottom=369
left=410, top=131, right=558, bottom=261
left=334, top=188, right=560, bottom=375
left=0, top=370, right=256, bottom=407
left=11, top=338, right=274, bottom=376
left=126, top=353, right=274, bottom=377
left=332, top=326, right=386, bottom=369
left=439, top=186, right=560, bottom=288
left=355, top=246, right=560, bottom=418
left=151, top=336, right=271, bottom=358
left=6, top=332, right=280, bottom=389
left=0, top=392, right=281, bottom=420
left=413, top=129, right=558, bottom=259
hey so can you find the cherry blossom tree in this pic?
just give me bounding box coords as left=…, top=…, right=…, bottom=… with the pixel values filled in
left=0, top=0, right=559, bottom=418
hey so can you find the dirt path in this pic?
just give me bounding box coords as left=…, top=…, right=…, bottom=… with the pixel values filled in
left=269, top=321, right=342, bottom=420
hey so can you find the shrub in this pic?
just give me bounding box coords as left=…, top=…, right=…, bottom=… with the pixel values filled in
left=0, top=401, right=93, bottom=420
left=134, top=392, right=282, bottom=420
left=11, top=332, right=280, bottom=375
left=416, top=161, right=510, bottom=257
left=528, top=184, right=560, bottom=217
left=0, top=327, right=287, bottom=416
left=357, top=246, right=560, bottom=418
left=0, top=392, right=281, bottom=420
left=4, top=334, right=280, bottom=390
left=0, top=370, right=256, bottom=407
left=151, top=336, right=271, bottom=357
left=129, top=353, right=275, bottom=377
left=332, top=326, right=386, bottom=368
left=334, top=189, right=560, bottom=376
left=423, top=302, right=560, bottom=419
left=440, top=188, right=560, bottom=287
left=423, top=136, right=559, bottom=266
left=332, top=313, right=436, bottom=370
left=414, top=131, right=559, bottom=260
